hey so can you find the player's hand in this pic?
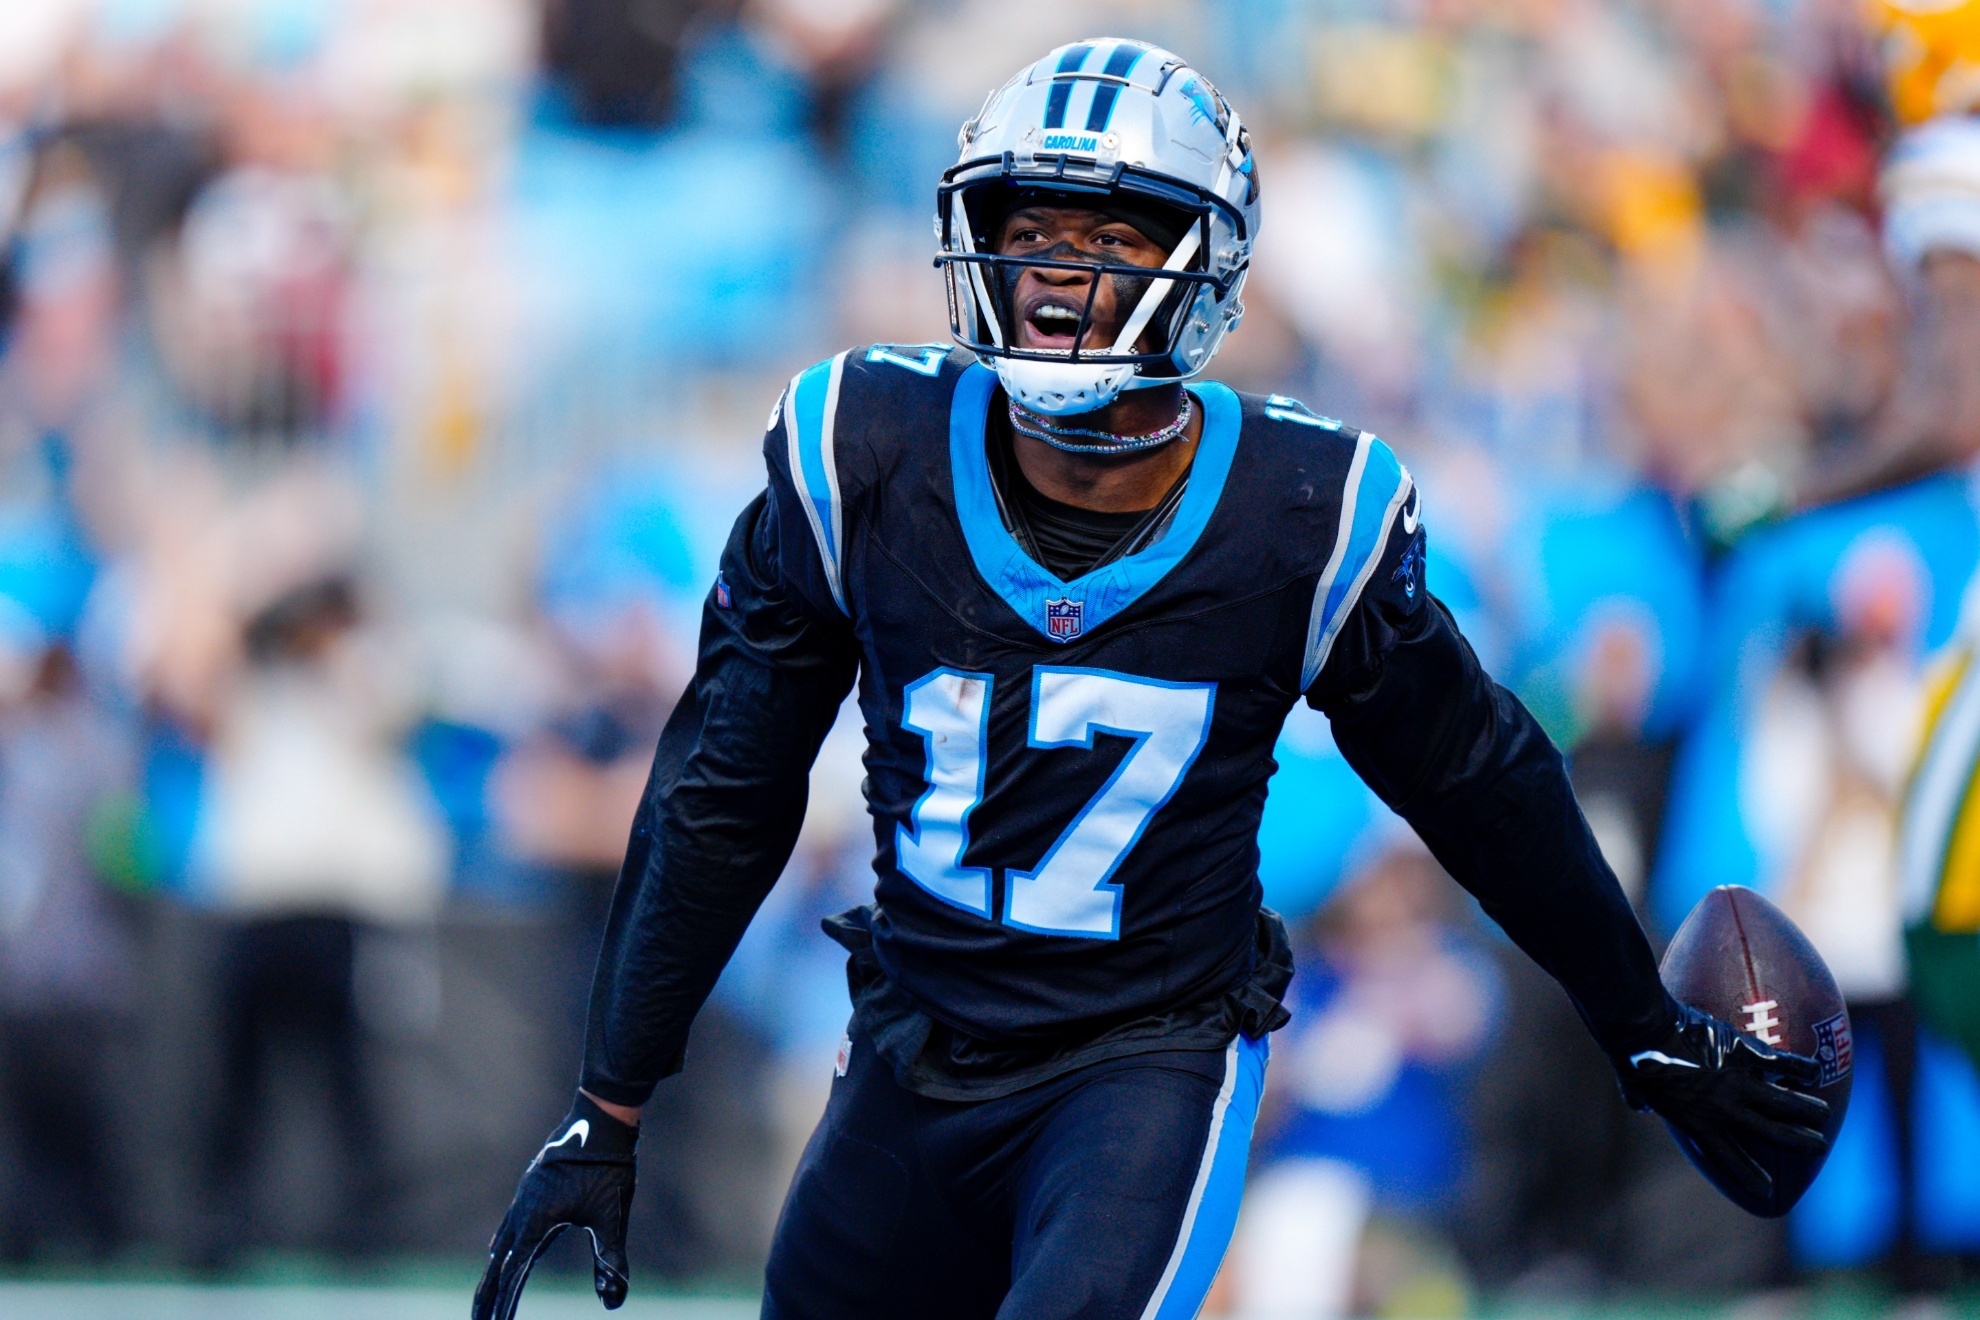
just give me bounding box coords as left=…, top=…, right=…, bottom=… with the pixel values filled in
left=1614, top=1003, right=1829, bottom=1205
left=472, top=1093, right=639, bottom=1320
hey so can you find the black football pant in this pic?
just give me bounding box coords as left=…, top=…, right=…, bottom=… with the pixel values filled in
left=761, top=1027, right=1267, bottom=1320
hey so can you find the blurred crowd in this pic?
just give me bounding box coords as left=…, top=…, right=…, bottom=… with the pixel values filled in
left=1, top=0, right=1979, bottom=1312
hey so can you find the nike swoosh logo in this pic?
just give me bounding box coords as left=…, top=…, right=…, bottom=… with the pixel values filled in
left=1628, top=1050, right=1700, bottom=1070
left=1401, top=491, right=1419, bottom=535
left=532, top=1120, right=590, bottom=1165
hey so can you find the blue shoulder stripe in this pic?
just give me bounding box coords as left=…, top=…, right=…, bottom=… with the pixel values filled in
left=1301, top=434, right=1412, bottom=691
left=785, top=351, right=851, bottom=615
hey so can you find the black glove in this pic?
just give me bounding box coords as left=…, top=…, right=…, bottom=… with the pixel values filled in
left=1613, top=1002, right=1829, bottom=1209
left=472, top=1092, right=639, bottom=1320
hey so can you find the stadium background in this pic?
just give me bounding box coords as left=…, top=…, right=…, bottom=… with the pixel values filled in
left=0, top=0, right=1976, bottom=1315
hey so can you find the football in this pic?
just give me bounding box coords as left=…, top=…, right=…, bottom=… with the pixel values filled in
left=1659, top=885, right=1854, bottom=1216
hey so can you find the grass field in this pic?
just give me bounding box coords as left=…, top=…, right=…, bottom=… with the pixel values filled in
left=0, top=1258, right=1972, bottom=1320
left=0, top=1281, right=759, bottom=1319
left=0, top=1274, right=1972, bottom=1319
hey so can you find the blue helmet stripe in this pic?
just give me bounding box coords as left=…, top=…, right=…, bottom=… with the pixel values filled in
left=1042, top=43, right=1095, bottom=130
left=1083, top=43, right=1147, bottom=132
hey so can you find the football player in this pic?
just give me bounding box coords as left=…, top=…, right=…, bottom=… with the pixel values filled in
left=1865, top=1, right=1980, bottom=1073
left=473, top=41, right=1829, bottom=1320
left=1902, top=574, right=1980, bottom=1071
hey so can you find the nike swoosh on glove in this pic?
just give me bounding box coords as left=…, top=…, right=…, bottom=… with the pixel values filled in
left=1614, top=1002, right=1829, bottom=1210
left=473, top=1092, right=639, bottom=1320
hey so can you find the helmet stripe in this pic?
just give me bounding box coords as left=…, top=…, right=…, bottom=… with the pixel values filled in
left=1083, top=43, right=1148, bottom=132
left=1042, top=43, right=1096, bottom=129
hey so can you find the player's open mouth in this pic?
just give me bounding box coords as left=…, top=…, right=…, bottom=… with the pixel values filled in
left=1021, top=300, right=1093, bottom=351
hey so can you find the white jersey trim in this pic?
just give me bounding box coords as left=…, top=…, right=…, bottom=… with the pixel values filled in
left=1301, top=435, right=1414, bottom=693
left=784, top=351, right=851, bottom=614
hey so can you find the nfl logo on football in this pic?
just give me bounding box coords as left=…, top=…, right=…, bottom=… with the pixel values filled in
left=1813, top=1011, right=1853, bottom=1086
left=1046, top=597, right=1083, bottom=640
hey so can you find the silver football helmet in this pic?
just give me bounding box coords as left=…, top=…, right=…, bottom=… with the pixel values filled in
left=936, top=39, right=1260, bottom=416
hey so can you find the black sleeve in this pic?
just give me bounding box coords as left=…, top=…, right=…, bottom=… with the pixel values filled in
left=578, top=487, right=859, bottom=1106
left=1309, top=517, right=1676, bottom=1058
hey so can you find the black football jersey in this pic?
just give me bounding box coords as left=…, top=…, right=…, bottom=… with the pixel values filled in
left=760, top=344, right=1420, bottom=1044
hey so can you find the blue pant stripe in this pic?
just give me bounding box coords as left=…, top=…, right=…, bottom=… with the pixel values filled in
left=1144, top=1033, right=1269, bottom=1320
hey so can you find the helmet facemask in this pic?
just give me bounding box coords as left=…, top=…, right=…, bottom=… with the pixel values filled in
left=938, top=180, right=1233, bottom=414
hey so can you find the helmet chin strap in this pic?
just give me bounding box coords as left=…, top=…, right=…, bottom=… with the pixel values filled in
left=996, top=358, right=1137, bottom=415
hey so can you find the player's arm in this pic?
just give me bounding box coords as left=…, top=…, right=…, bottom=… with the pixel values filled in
left=1310, top=498, right=1826, bottom=1205
left=473, top=484, right=858, bottom=1320
left=579, top=487, right=858, bottom=1102
left=1796, top=251, right=1980, bottom=509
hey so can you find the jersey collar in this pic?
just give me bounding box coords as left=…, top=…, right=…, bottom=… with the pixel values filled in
left=949, top=363, right=1241, bottom=644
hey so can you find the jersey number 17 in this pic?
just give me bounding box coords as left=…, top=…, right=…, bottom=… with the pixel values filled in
left=896, top=666, right=1216, bottom=940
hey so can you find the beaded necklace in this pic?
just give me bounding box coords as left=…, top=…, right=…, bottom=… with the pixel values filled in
left=1007, top=392, right=1193, bottom=455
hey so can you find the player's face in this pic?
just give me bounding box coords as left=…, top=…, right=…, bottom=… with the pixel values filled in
left=993, top=206, right=1170, bottom=355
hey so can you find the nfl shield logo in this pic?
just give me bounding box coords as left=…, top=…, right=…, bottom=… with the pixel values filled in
left=1812, top=1011, right=1853, bottom=1085
left=1046, top=597, right=1083, bottom=639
